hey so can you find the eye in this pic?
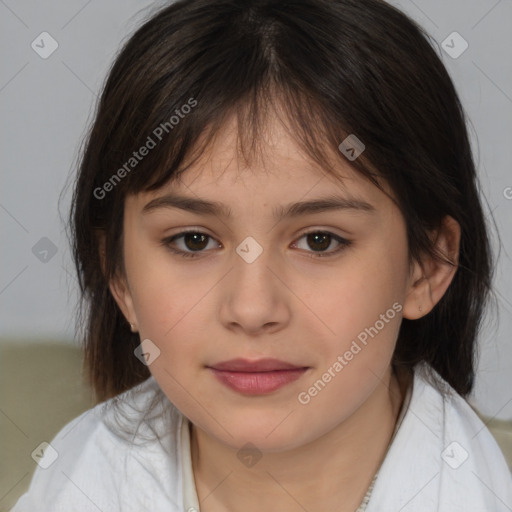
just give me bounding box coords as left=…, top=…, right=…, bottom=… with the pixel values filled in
left=161, top=230, right=220, bottom=259
left=293, top=230, right=351, bottom=258
left=161, top=229, right=351, bottom=259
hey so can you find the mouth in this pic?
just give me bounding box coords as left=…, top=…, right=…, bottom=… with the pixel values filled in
left=206, top=358, right=310, bottom=395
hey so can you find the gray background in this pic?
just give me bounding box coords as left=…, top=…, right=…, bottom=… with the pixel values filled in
left=1, top=0, right=511, bottom=418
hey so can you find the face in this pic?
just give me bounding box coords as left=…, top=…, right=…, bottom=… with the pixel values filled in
left=111, top=114, right=419, bottom=453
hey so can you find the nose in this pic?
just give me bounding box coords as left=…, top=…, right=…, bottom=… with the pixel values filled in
left=218, top=241, right=291, bottom=336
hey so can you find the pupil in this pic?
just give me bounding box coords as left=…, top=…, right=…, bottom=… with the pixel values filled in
left=308, top=233, right=330, bottom=251
left=185, top=233, right=208, bottom=251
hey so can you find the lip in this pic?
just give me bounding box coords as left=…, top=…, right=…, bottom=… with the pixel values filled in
left=207, top=358, right=309, bottom=395
left=209, top=358, right=305, bottom=372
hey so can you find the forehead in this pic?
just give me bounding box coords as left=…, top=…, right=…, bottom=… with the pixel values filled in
left=129, top=112, right=394, bottom=214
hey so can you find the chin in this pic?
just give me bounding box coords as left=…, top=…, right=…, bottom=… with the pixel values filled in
left=205, top=418, right=309, bottom=454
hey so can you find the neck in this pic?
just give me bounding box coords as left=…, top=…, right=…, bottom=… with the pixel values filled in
left=190, top=366, right=411, bottom=512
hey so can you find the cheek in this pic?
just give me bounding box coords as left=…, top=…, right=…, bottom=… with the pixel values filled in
left=318, top=246, right=406, bottom=332
left=125, top=240, right=198, bottom=330
left=134, top=285, right=207, bottom=370
left=122, top=247, right=201, bottom=364
left=302, top=242, right=408, bottom=381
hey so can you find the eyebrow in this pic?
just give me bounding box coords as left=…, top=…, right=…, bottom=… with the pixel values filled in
left=141, top=193, right=376, bottom=220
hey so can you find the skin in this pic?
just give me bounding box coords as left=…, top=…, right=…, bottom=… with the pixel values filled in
left=109, top=112, right=460, bottom=511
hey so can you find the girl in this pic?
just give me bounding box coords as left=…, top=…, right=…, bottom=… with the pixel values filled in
left=13, top=0, right=512, bottom=510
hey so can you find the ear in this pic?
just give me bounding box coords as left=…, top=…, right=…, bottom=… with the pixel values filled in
left=97, top=230, right=138, bottom=330
left=403, top=215, right=461, bottom=320
left=109, top=271, right=138, bottom=330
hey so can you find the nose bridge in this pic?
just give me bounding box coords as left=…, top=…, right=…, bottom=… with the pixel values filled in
left=232, top=233, right=276, bottom=293
left=219, top=233, right=289, bottom=332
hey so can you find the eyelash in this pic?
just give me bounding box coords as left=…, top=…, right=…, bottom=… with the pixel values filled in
left=160, top=229, right=352, bottom=260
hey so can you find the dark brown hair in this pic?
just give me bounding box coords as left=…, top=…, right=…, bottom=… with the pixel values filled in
left=69, top=0, right=494, bottom=403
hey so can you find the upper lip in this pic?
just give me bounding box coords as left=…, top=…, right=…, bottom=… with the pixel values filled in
left=208, top=358, right=307, bottom=372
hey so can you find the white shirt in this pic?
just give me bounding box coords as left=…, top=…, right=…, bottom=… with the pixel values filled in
left=12, top=362, right=512, bottom=511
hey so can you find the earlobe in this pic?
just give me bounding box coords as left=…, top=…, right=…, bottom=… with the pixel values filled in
left=98, top=230, right=139, bottom=331
left=109, top=272, right=139, bottom=332
left=402, top=272, right=431, bottom=320
left=403, top=215, right=460, bottom=320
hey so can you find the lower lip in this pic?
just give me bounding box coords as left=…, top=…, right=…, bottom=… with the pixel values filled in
left=208, top=368, right=308, bottom=395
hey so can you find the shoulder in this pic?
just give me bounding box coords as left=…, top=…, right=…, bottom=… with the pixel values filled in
left=11, top=376, right=184, bottom=512
left=367, top=362, right=512, bottom=512
left=415, top=362, right=510, bottom=476
left=421, top=364, right=512, bottom=507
